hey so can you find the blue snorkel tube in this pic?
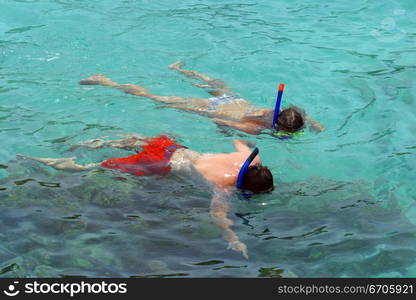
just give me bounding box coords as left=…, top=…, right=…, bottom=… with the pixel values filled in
left=272, top=83, right=285, bottom=129
left=236, top=147, right=259, bottom=190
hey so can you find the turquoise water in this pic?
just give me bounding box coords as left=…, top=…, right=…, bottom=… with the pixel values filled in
left=1, top=0, right=415, bottom=277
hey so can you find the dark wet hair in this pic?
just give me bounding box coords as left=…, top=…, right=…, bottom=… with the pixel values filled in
left=241, top=165, right=274, bottom=194
left=277, top=107, right=305, bottom=132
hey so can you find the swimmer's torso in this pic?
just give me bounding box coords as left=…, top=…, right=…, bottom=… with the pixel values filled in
left=190, top=151, right=261, bottom=189
left=170, top=148, right=201, bottom=173
left=208, top=97, right=274, bottom=129
left=208, top=97, right=255, bottom=120
left=164, top=146, right=259, bottom=189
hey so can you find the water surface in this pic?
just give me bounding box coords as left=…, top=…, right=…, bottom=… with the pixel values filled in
left=0, top=0, right=415, bottom=277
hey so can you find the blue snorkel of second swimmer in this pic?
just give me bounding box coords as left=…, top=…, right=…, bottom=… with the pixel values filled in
left=272, top=83, right=285, bottom=130
left=236, top=147, right=259, bottom=189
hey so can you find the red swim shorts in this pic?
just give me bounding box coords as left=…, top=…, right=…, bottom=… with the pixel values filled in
left=101, top=135, right=183, bottom=176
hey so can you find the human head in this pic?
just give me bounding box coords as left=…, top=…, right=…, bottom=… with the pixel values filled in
left=277, top=107, right=304, bottom=132
left=241, top=165, right=274, bottom=194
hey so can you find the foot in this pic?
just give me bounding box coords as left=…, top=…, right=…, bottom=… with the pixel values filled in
left=191, top=82, right=211, bottom=89
left=168, top=60, right=184, bottom=70
left=16, top=154, right=29, bottom=160
left=79, top=74, right=111, bottom=85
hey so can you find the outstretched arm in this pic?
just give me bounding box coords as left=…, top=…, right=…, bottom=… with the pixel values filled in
left=291, top=106, right=325, bottom=132
left=210, top=189, right=248, bottom=259
left=304, top=115, right=326, bottom=132
left=213, top=119, right=263, bottom=135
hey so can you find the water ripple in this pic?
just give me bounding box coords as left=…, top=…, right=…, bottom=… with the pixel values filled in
left=6, top=25, right=46, bottom=34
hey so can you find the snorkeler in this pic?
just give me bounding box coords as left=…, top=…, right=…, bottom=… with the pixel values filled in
left=17, top=134, right=273, bottom=259
left=79, top=61, right=325, bottom=136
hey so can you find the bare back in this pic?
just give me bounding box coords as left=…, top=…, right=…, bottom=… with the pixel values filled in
left=192, top=151, right=261, bottom=189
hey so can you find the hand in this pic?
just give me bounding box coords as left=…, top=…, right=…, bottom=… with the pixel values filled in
left=310, top=123, right=326, bottom=132
left=192, top=82, right=211, bottom=89
left=305, top=116, right=325, bottom=132
left=228, top=240, right=249, bottom=259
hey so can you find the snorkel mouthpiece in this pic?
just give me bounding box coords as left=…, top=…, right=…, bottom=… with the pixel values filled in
left=236, top=147, right=259, bottom=189
left=272, top=83, right=285, bottom=129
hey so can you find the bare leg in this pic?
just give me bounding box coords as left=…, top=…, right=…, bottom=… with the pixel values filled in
left=168, top=61, right=232, bottom=96
left=17, top=154, right=99, bottom=171
left=108, top=134, right=147, bottom=149
left=71, top=138, right=106, bottom=150
left=79, top=74, right=211, bottom=113
left=168, top=61, right=214, bottom=82
left=79, top=74, right=147, bottom=96
left=79, top=74, right=119, bottom=87
left=71, top=134, right=147, bottom=151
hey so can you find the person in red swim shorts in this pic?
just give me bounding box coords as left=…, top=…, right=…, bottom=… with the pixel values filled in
left=100, top=135, right=184, bottom=177
left=17, top=134, right=273, bottom=259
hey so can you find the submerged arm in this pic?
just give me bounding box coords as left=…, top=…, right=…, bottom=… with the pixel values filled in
left=304, top=115, right=325, bottom=132
left=209, top=189, right=248, bottom=259
left=213, top=119, right=263, bottom=135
